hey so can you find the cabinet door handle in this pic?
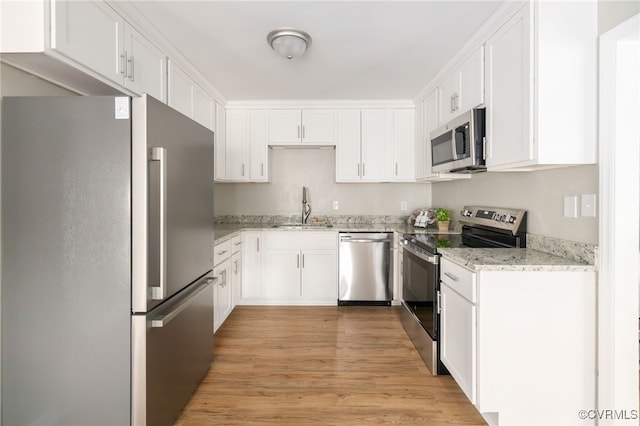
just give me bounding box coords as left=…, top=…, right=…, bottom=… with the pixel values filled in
left=362, top=163, right=366, bottom=177
left=257, top=239, right=260, bottom=252
left=482, top=136, right=487, bottom=161
left=297, top=254, right=300, bottom=269
left=234, top=260, right=238, bottom=274
left=241, top=163, right=245, bottom=177
left=221, top=270, right=227, bottom=287
left=302, top=125, right=305, bottom=139
left=297, top=125, right=300, bottom=139
left=302, top=254, right=305, bottom=268
left=119, top=54, right=126, bottom=75
left=127, top=56, right=135, bottom=81
left=450, top=94, right=455, bottom=112
left=443, top=272, right=459, bottom=282
left=357, top=163, right=361, bottom=177
left=261, top=163, right=264, bottom=177
left=217, top=249, right=228, bottom=256
left=395, top=162, right=398, bottom=176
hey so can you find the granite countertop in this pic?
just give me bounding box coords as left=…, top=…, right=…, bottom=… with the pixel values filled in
left=213, top=223, right=451, bottom=244
left=439, top=248, right=596, bottom=272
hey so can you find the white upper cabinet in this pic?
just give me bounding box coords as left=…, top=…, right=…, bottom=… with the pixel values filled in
left=225, top=110, right=270, bottom=183
left=51, top=0, right=125, bottom=86
left=360, top=109, right=389, bottom=182
left=123, top=24, right=166, bottom=102
left=439, top=47, right=484, bottom=125
left=168, top=60, right=215, bottom=131
left=335, top=110, right=362, bottom=182
left=214, top=104, right=227, bottom=182
left=268, top=109, right=335, bottom=145
left=484, top=1, right=596, bottom=171
left=391, top=109, right=415, bottom=182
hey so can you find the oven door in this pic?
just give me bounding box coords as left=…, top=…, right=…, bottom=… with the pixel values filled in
left=402, top=243, right=439, bottom=340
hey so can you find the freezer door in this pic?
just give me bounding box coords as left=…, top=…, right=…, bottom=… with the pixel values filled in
left=132, top=94, right=215, bottom=313
left=131, top=275, right=214, bottom=426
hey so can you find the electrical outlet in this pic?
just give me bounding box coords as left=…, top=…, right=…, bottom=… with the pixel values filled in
left=333, top=200, right=339, bottom=210
left=400, top=201, right=408, bottom=211
left=563, top=196, right=578, bottom=218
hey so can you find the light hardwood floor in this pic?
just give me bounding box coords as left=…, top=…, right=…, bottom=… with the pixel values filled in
left=175, top=306, right=486, bottom=425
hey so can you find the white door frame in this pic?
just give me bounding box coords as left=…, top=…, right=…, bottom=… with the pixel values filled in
left=598, top=13, right=639, bottom=425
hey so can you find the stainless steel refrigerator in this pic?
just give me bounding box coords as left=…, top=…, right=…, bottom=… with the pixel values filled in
left=2, top=94, right=215, bottom=425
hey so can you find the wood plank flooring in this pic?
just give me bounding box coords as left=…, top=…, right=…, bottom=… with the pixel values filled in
left=175, top=306, right=486, bottom=425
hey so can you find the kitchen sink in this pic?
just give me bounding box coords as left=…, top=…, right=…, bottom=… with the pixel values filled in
left=272, top=223, right=333, bottom=229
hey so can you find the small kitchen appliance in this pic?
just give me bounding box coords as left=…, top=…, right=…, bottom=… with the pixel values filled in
left=401, top=206, right=526, bottom=375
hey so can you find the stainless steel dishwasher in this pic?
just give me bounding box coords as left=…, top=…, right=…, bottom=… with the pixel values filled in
left=338, top=232, right=394, bottom=305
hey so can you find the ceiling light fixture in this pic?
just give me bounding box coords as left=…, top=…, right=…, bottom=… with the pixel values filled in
left=267, top=28, right=312, bottom=60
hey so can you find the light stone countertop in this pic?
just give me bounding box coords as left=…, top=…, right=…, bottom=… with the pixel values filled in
left=438, top=248, right=596, bottom=272
left=213, top=223, right=450, bottom=245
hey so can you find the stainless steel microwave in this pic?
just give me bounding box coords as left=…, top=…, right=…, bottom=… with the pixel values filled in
left=430, top=108, right=486, bottom=173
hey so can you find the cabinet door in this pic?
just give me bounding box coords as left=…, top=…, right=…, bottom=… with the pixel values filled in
left=263, top=250, right=301, bottom=298
left=231, top=251, right=242, bottom=307
left=423, top=89, right=439, bottom=177
left=300, top=250, right=337, bottom=299
left=167, top=61, right=193, bottom=119
left=225, top=110, right=249, bottom=181
left=52, top=0, right=124, bottom=85
left=440, top=283, right=477, bottom=404
left=335, top=110, right=362, bottom=182
left=193, top=83, right=215, bottom=130
left=485, top=5, right=532, bottom=168
left=249, top=110, right=269, bottom=181
left=459, top=46, right=484, bottom=113
left=301, top=110, right=334, bottom=144
left=392, top=109, right=415, bottom=181
left=123, top=24, right=166, bottom=102
left=241, top=233, right=262, bottom=299
left=438, top=72, right=460, bottom=125
left=360, top=109, right=388, bottom=182
left=268, top=110, right=301, bottom=143
left=414, top=101, right=425, bottom=180
left=213, top=260, right=232, bottom=332
left=214, top=104, right=226, bottom=181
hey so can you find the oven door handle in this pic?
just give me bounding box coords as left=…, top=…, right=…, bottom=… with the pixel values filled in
left=403, top=241, right=439, bottom=265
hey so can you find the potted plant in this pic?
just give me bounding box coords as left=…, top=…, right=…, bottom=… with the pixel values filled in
left=436, top=208, right=451, bottom=232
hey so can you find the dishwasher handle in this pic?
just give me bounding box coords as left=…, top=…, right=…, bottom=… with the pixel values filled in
left=339, top=233, right=393, bottom=243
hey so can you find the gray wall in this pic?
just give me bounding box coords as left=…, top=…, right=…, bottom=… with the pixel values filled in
left=431, top=166, right=598, bottom=244
left=214, top=148, right=431, bottom=217
left=598, top=0, right=640, bottom=34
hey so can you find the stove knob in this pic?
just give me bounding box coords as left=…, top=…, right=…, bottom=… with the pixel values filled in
left=460, top=209, right=472, bottom=217
left=507, top=215, right=516, bottom=224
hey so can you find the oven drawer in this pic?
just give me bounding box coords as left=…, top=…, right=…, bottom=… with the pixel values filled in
left=440, top=258, right=476, bottom=303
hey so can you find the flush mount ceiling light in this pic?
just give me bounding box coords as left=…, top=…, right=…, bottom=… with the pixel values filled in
left=267, top=28, right=312, bottom=60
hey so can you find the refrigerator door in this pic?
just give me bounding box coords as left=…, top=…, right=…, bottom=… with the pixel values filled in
left=132, top=275, right=215, bottom=426
left=2, top=96, right=132, bottom=425
left=132, top=94, right=215, bottom=313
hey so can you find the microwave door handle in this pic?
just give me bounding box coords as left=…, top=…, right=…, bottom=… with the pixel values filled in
left=451, top=130, right=459, bottom=160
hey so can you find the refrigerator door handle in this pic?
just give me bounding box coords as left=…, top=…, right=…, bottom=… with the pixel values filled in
left=151, top=147, right=167, bottom=300
left=151, top=277, right=216, bottom=328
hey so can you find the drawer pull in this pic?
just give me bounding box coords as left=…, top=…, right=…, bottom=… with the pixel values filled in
left=443, top=272, right=459, bottom=282
left=217, top=249, right=228, bottom=256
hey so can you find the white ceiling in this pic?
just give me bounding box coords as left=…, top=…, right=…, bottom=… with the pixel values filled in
left=127, top=1, right=504, bottom=101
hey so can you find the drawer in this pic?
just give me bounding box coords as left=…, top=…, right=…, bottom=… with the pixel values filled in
left=440, top=257, right=476, bottom=303
left=263, top=231, right=338, bottom=250
left=214, top=239, right=232, bottom=266
left=231, top=235, right=242, bottom=253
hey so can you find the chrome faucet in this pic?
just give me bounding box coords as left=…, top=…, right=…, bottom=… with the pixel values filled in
left=302, top=187, right=311, bottom=224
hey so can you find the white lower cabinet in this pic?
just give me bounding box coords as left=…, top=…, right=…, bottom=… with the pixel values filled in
left=261, top=232, right=337, bottom=304
left=240, top=232, right=262, bottom=301
left=213, top=258, right=232, bottom=333
left=440, top=257, right=596, bottom=425
left=231, top=236, right=242, bottom=307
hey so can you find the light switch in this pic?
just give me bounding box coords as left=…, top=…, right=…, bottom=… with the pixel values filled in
left=581, top=194, right=597, bottom=217
left=400, top=201, right=408, bottom=211
left=333, top=200, right=339, bottom=210
left=563, top=196, right=578, bottom=218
